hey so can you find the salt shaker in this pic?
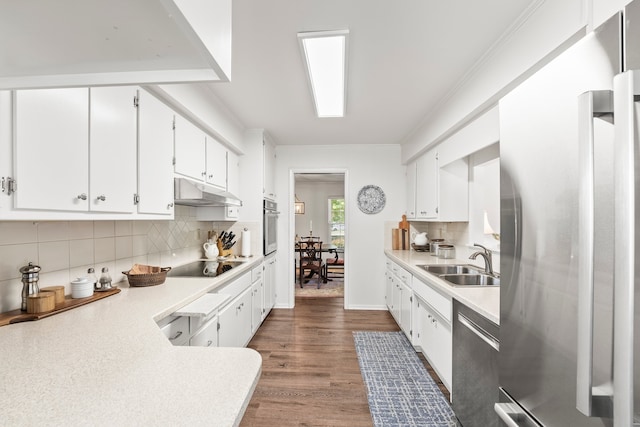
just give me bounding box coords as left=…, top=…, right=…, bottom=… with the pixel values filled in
left=99, top=267, right=113, bottom=290
left=20, top=262, right=41, bottom=311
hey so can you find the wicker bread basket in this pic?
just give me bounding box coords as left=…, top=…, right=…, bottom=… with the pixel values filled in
left=123, top=264, right=171, bottom=287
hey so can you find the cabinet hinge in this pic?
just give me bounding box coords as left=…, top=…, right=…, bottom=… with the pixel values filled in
left=410, top=330, right=412, bottom=337
left=133, top=95, right=139, bottom=108
left=133, top=193, right=140, bottom=205
left=217, top=322, right=221, bottom=331
left=435, top=152, right=439, bottom=160
left=435, top=207, right=439, bottom=214
left=1, top=177, right=16, bottom=195
left=172, top=118, right=176, bottom=131
left=172, top=157, right=176, bottom=166
left=410, top=295, right=413, bottom=303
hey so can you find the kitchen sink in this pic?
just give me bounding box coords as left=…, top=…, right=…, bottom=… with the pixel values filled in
left=417, top=264, right=483, bottom=275
left=439, top=274, right=500, bottom=287
left=417, top=264, right=500, bottom=287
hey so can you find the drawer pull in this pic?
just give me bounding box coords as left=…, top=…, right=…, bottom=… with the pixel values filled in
left=169, top=331, right=183, bottom=341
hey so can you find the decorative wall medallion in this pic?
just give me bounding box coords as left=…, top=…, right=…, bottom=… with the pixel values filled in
left=357, top=185, right=386, bottom=214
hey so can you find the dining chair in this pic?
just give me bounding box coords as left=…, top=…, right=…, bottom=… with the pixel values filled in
left=298, top=240, right=326, bottom=288
left=324, top=248, right=344, bottom=279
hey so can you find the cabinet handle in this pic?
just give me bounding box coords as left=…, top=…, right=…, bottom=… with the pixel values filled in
left=201, top=172, right=207, bottom=177
left=167, top=202, right=174, bottom=209
left=77, top=193, right=87, bottom=200
left=169, top=331, right=183, bottom=341
left=208, top=174, right=213, bottom=179
left=96, top=195, right=106, bottom=202
left=206, top=340, right=213, bottom=347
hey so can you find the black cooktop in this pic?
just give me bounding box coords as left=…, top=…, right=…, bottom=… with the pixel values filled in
left=166, top=260, right=246, bottom=278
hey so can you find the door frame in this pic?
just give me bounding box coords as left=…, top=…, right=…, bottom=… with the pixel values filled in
left=288, top=168, right=349, bottom=308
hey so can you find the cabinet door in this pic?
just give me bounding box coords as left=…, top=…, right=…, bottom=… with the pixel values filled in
left=385, top=270, right=394, bottom=311
left=89, top=86, right=137, bottom=213
left=251, top=279, right=264, bottom=334
left=205, top=137, right=227, bottom=189
left=174, top=114, right=206, bottom=180
left=137, top=90, right=175, bottom=215
left=416, top=150, right=438, bottom=219
left=190, top=315, right=219, bottom=347
left=264, top=255, right=276, bottom=318
left=14, top=88, right=89, bottom=211
left=218, top=287, right=252, bottom=347
left=405, top=160, right=416, bottom=218
left=399, top=281, right=412, bottom=340
left=422, top=302, right=452, bottom=390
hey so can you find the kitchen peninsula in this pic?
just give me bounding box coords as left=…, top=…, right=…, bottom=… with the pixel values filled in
left=0, top=259, right=262, bottom=426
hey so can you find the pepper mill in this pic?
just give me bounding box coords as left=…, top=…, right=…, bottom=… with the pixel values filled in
left=20, top=262, right=41, bottom=311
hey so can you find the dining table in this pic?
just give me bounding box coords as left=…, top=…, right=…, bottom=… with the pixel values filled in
left=294, top=242, right=339, bottom=283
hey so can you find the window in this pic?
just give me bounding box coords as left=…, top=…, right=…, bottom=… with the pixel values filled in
left=328, top=197, right=345, bottom=248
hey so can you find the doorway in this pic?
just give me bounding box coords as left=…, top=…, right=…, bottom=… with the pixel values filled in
left=292, top=172, right=346, bottom=301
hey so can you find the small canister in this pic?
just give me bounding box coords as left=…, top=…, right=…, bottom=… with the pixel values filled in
left=430, top=239, right=445, bottom=257
left=438, top=244, right=456, bottom=259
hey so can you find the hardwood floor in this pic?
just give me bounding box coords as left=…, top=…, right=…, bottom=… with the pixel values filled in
left=240, top=297, right=449, bottom=427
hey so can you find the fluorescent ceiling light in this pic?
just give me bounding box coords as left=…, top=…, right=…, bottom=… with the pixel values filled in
left=298, top=30, right=348, bottom=118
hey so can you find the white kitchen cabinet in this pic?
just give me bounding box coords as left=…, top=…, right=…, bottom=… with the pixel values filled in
left=410, top=147, right=469, bottom=222
left=205, top=136, right=227, bottom=189
left=158, top=315, right=190, bottom=346
left=251, top=274, right=264, bottom=334
left=14, top=87, right=137, bottom=213
left=415, top=149, right=439, bottom=219
left=137, top=89, right=175, bottom=216
left=14, top=88, right=89, bottom=211
left=400, top=280, right=412, bottom=340
left=405, top=160, right=417, bottom=219
left=414, top=295, right=452, bottom=391
left=385, top=259, right=413, bottom=340
left=174, top=114, right=206, bottom=181
left=263, top=136, right=276, bottom=200
left=89, top=86, right=137, bottom=213
left=218, top=286, right=252, bottom=347
left=189, top=315, right=219, bottom=347
left=263, top=254, right=276, bottom=319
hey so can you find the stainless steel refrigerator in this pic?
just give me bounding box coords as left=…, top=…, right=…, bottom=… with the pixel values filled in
left=496, top=2, right=640, bottom=425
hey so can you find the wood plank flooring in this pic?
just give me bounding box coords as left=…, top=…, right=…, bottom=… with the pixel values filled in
left=240, top=297, right=449, bottom=427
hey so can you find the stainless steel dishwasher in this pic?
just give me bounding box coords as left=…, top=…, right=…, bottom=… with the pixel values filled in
left=452, top=300, right=500, bottom=427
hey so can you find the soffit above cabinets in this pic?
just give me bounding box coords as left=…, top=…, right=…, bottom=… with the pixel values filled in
left=0, top=0, right=231, bottom=89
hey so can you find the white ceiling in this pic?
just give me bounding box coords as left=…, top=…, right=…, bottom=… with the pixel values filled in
left=206, top=0, right=535, bottom=146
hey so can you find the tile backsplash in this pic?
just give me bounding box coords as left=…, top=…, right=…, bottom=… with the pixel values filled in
left=0, top=206, right=261, bottom=312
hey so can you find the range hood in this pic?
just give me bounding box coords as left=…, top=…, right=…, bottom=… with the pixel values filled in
left=174, top=178, right=242, bottom=207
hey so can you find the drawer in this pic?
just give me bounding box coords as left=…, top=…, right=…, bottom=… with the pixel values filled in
left=413, top=278, right=451, bottom=323
left=190, top=315, right=219, bottom=347
left=213, top=270, right=251, bottom=300
left=159, top=316, right=189, bottom=346
left=251, top=264, right=263, bottom=283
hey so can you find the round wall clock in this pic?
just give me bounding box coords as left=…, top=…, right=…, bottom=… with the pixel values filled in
left=357, top=185, right=386, bottom=214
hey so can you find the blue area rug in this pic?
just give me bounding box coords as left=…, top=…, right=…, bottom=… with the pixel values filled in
left=353, top=331, right=458, bottom=427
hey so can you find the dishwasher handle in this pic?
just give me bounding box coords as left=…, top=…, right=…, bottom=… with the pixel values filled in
left=458, top=312, right=499, bottom=352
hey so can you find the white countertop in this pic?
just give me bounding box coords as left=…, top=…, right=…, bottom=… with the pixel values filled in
left=385, top=249, right=500, bottom=324
left=0, top=258, right=263, bottom=427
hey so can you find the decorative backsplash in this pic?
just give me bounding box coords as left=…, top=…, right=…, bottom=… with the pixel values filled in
left=0, top=206, right=260, bottom=312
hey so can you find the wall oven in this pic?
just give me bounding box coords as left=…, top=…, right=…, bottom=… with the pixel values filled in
left=263, top=199, right=278, bottom=255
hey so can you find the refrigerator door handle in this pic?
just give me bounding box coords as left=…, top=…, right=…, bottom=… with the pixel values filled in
left=576, top=90, right=613, bottom=418
left=613, top=70, right=639, bottom=427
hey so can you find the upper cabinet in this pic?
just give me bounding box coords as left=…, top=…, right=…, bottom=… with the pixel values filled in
left=174, top=114, right=229, bottom=191
left=14, top=87, right=137, bottom=213
left=407, top=149, right=468, bottom=222
left=0, top=0, right=232, bottom=89
left=137, top=90, right=175, bottom=216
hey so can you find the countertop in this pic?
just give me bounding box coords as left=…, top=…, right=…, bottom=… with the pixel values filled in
left=0, top=257, right=263, bottom=427
left=385, top=249, right=500, bottom=325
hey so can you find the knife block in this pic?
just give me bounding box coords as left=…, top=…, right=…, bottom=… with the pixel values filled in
left=216, top=240, right=233, bottom=258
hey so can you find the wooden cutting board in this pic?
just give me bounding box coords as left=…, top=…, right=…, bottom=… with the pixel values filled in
left=392, top=229, right=401, bottom=250
left=0, top=287, right=120, bottom=327
left=398, top=214, right=410, bottom=231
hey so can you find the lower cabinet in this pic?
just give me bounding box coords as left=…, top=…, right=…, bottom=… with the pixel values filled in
left=190, top=315, right=219, bottom=347
left=218, top=286, right=253, bottom=348
left=412, top=277, right=453, bottom=392
left=385, top=259, right=412, bottom=341
left=263, top=254, right=276, bottom=320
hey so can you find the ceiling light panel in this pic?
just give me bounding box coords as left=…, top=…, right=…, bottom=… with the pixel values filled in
left=298, top=30, right=348, bottom=118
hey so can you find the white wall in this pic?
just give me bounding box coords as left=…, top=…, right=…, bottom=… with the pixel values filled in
left=275, top=145, right=405, bottom=310
left=294, top=181, right=344, bottom=243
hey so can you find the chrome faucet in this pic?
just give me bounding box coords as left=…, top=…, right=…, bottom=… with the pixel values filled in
left=469, top=243, right=495, bottom=276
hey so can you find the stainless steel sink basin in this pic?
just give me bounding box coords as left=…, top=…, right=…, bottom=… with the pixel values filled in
left=439, top=274, right=500, bottom=287
left=417, top=264, right=483, bottom=275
